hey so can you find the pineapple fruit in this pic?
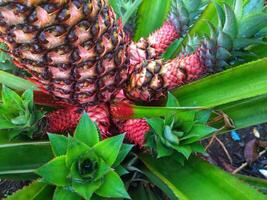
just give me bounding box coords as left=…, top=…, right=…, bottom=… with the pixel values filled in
left=0, top=0, right=265, bottom=146
left=0, top=0, right=128, bottom=105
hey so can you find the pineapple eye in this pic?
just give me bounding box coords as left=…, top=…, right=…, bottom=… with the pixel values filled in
left=72, top=0, right=83, bottom=9
left=83, top=3, right=93, bottom=16
left=67, top=30, right=78, bottom=42
left=14, top=3, right=28, bottom=14
left=96, top=43, right=104, bottom=54
left=38, top=32, right=48, bottom=44
left=27, top=11, right=37, bottom=23
left=57, top=8, right=70, bottom=21
left=32, top=44, right=43, bottom=53
left=91, top=23, right=99, bottom=37
left=72, top=49, right=81, bottom=62
left=42, top=3, right=57, bottom=13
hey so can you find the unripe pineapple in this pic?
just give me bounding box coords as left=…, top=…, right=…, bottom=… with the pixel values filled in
left=0, top=0, right=128, bottom=105
left=126, top=0, right=267, bottom=102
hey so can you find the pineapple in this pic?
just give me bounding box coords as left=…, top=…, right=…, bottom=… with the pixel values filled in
left=1, top=0, right=265, bottom=146
left=0, top=0, right=128, bottom=105
left=129, top=0, right=207, bottom=66
left=126, top=1, right=267, bottom=102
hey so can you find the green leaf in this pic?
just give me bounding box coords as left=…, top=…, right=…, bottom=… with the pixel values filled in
left=32, top=184, right=55, bottom=200
left=73, top=180, right=101, bottom=200
left=239, top=14, right=267, bottom=38
left=5, top=181, right=54, bottom=200
left=132, top=105, right=200, bottom=119
left=0, top=142, right=53, bottom=180
left=11, top=115, right=28, bottom=125
left=237, top=175, right=267, bottom=194
left=172, top=0, right=235, bottom=57
left=195, top=110, right=212, bottom=123
left=48, top=134, right=68, bottom=157
left=115, top=165, right=129, bottom=176
left=0, top=119, right=16, bottom=129
left=74, top=113, right=99, bottom=147
left=215, top=94, right=267, bottom=130
left=173, top=145, right=192, bottom=159
left=134, top=0, right=171, bottom=41
left=0, top=70, right=37, bottom=91
left=8, top=130, right=25, bottom=141
left=182, top=124, right=216, bottom=144
left=36, top=156, right=69, bottom=186
left=96, top=171, right=130, bottom=199
left=156, top=139, right=173, bottom=158
left=146, top=118, right=164, bottom=137
left=164, top=126, right=179, bottom=145
left=167, top=92, right=180, bottom=107
left=22, top=89, right=34, bottom=110
left=190, top=143, right=205, bottom=153
left=141, top=154, right=267, bottom=200
left=109, top=0, right=143, bottom=25
left=66, top=137, right=90, bottom=168
left=113, top=144, right=133, bottom=167
left=93, top=134, right=125, bottom=166
left=174, top=59, right=267, bottom=108
left=223, top=4, right=238, bottom=38
left=2, top=85, right=23, bottom=111
left=53, top=187, right=81, bottom=200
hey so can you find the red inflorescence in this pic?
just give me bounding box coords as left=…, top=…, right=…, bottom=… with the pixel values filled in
left=118, top=119, right=150, bottom=146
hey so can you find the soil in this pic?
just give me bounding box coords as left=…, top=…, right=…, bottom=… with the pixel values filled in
left=204, top=124, right=267, bottom=179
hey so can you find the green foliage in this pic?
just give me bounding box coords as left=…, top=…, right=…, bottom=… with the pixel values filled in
left=141, top=154, right=267, bottom=200
left=181, top=0, right=267, bottom=69
left=0, top=141, right=52, bottom=180
left=5, top=181, right=54, bottom=200
left=0, top=43, right=16, bottom=72
left=0, top=70, right=37, bottom=91
left=173, top=58, right=267, bottom=107
left=0, top=86, right=44, bottom=139
left=145, top=94, right=215, bottom=162
left=35, top=114, right=130, bottom=200
left=134, top=0, right=171, bottom=41
left=109, top=0, right=143, bottom=25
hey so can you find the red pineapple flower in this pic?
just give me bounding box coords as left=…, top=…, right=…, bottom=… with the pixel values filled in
left=117, top=119, right=150, bottom=147
left=46, top=104, right=111, bottom=138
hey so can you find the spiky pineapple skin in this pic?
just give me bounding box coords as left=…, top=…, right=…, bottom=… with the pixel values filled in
left=128, top=20, right=180, bottom=68
left=117, top=119, right=150, bottom=146
left=0, top=0, right=128, bottom=105
left=126, top=50, right=205, bottom=102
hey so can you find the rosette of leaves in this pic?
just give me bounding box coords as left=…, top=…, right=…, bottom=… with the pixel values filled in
left=145, top=94, right=216, bottom=162
left=0, top=86, right=44, bottom=139
left=36, top=113, right=132, bottom=200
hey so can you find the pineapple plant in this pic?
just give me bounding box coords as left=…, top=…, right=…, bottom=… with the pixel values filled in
left=0, top=0, right=266, bottom=146
left=0, top=0, right=267, bottom=199
left=0, top=0, right=212, bottom=144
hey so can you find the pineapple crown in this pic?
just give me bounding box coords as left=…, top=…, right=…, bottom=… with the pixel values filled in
left=169, top=0, right=208, bottom=35
left=183, top=0, right=267, bottom=70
